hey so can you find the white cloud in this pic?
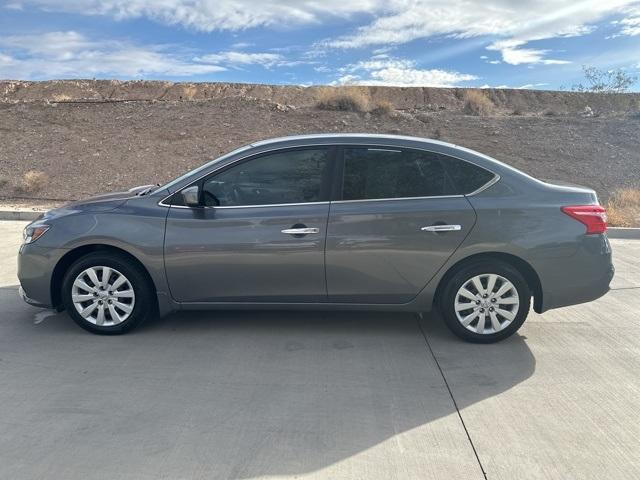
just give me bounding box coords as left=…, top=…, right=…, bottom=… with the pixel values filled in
left=11, top=0, right=386, bottom=31
left=614, top=6, right=640, bottom=36
left=333, top=57, right=477, bottom=87
left=230, top=42, right=254, bottom=49
left=198, top=51, right=284, bottom=67
left=372, top=46, right=394, bottom=55
left=340, top=58, right=414, bottom=73
left=487, top=40, right=570, bottom=65
left=480, top=55, right=501, bottom=64
left=325, top=1, right=634, bottom=48
left=479, top=82, right=549, bottom=89
left=322, top=0, right=637, bottom=65
left=17, top=1, right=638, bottom=42
left=0, top=31, right=225, bottom=79
left=8, top=0, right=640, bottom=73
left=518, top=82, right=550, bottom=89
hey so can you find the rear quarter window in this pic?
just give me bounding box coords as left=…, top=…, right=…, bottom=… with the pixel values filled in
left=441, top=155, right=496, bottom=194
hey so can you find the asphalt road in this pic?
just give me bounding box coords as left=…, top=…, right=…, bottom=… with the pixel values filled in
left=1, top=220, right=639, bottom=480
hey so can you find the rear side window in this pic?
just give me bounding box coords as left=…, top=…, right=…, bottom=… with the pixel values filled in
left=441, top=155, right=496, bottom=194
left=342, top=148, right=454, bottom=200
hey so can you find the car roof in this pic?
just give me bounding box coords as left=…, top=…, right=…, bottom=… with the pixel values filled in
left=250, top=133, right=460, bottom=149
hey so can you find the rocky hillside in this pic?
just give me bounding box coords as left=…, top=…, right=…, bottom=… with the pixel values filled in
left=0, top=80, right=639, bottom=203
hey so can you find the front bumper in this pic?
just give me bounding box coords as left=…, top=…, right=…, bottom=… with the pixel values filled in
left=18, top=286, right=52, bottom=308
left=17, top=243, right=64, bottom=309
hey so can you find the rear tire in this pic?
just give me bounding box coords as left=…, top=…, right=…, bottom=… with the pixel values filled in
left=61, top=252, right=155, bottom=335
left=439, top=259, right=531, bottom=343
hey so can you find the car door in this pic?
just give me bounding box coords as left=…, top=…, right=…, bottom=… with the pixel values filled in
left=164, top=146, right=336, bottom=303
left=325, top=146, right=485, bottom=304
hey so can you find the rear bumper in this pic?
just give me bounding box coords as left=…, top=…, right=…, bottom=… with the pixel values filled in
left=536, top=234, right=614, bottom=312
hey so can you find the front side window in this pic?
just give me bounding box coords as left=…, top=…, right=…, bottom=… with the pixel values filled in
left=342, top=148, right=453, bottom=200
left=201, top=148, right=331, bottom=207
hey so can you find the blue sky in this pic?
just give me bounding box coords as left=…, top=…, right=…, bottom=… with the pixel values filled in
left=1, top=1, right=639, bottom=90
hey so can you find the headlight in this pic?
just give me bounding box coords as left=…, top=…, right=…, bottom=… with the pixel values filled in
left=23, top=225, right=50, bottom=244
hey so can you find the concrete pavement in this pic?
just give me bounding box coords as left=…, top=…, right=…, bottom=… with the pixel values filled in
left=1, top=220, right=638, bottom=479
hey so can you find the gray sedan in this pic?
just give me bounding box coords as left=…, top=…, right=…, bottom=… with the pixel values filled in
left=18, top=134, right=614, bottom=342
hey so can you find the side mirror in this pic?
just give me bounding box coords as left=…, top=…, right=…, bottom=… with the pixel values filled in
left=181, top=185, right=200, bottom=207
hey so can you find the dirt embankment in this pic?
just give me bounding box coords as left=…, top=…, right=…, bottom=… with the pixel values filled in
left=3, top=79, right=640, bottom=115
left=0, top=80, right=639, bottom=205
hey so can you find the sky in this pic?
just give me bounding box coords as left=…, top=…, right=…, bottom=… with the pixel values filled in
left=0, top=0, right=639, bottom=90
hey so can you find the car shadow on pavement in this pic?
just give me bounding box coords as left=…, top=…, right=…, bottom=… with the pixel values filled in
left=1, top=284, right=535, bottom=479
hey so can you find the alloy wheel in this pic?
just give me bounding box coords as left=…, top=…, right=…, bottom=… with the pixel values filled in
left=454, top=273, right=520, bottom=334
left=71, top=266, right=135, bottom=326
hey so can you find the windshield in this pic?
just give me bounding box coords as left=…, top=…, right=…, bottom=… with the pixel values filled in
left=157, top=143, right=254, bottom=193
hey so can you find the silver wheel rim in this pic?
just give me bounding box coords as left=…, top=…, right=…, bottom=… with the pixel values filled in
left=71, top=266, right=135, bottom=326
left=454, top=273, right=520, bottom=334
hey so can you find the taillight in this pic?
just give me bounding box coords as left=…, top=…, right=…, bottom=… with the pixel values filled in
left=561, top=205, right=607, bottom=234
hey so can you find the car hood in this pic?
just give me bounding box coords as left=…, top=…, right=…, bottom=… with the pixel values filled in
left=37, top=185, right=155, bottom=221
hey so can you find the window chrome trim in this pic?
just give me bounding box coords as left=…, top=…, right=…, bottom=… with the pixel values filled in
left=366, top=148, right=402, bottom=153
left=157, top=141, right=501, bottom=208
left=162, top=201, right=331, bottom=210
left=331, top=194, right=464, bottom=204
left=465, top=173, right=501, bottom=196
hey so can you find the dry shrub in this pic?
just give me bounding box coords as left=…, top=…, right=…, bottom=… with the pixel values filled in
left=315, top=87, right=369, bottom=112
left=370, top=99, right=394, bottom=116
left=463, top=90, right=495, bottom=116
left=605, top=189, right=640, bottom=227
left=0, top=176, right=8, bottom=190
left=180, top=85, right=198, bottom=100
left=20, top=170, right=49, bottom=194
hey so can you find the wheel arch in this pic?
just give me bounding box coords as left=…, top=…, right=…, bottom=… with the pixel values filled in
left=433, top=251, right=543, bottom=313
left=51, top=244, right=158, bottom=312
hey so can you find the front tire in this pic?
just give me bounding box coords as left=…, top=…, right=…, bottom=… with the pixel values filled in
left=439, top=259, right=531, bottom=343
left=61, top=252, right=154, bottom=334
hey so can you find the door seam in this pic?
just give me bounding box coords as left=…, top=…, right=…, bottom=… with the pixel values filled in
left=323, top=201, right=332, bottom=300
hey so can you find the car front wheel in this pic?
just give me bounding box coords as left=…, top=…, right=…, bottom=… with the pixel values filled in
left=61, top=252, right=154, bottom=334
left=440, top=259, right=531, bottom=343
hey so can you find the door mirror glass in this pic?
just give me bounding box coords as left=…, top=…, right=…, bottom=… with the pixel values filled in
left=181, top=185, right=201, bottom=207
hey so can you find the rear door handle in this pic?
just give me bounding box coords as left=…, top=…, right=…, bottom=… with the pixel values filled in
left=281, top=227, right=320, bottom=235
left=421, top=224, right=462, bottom=232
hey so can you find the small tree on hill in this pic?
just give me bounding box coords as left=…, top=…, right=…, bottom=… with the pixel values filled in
left=572, top=65, right=637, bottom=93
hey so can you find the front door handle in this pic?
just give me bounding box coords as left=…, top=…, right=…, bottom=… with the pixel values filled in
left=281, top=227, right=320, bottom=235
left=421, top=224, right=462, bottom=232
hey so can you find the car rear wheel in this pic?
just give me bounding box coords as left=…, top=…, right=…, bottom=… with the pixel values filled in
left=61, top=252, right=154, bottom=334
left=440, top=259, right=531, bottom=343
